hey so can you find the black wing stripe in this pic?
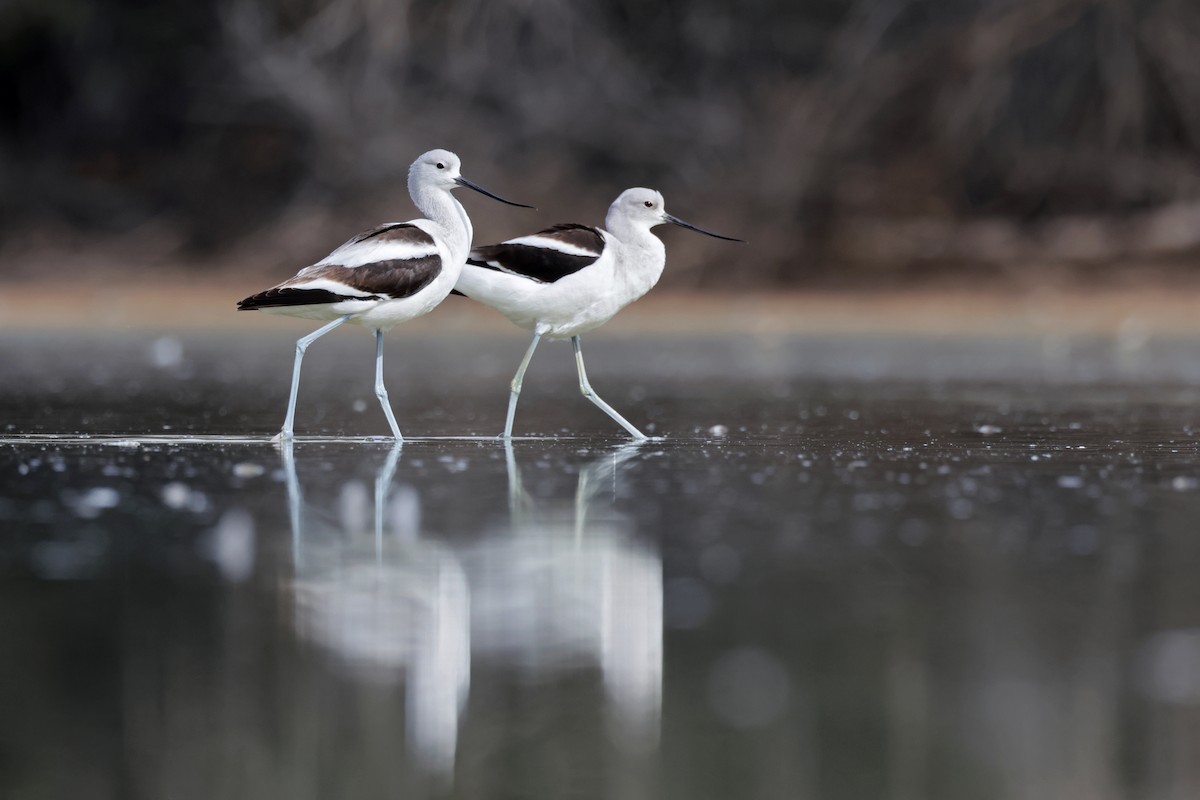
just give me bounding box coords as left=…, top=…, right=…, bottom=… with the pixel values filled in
left=238, top=257, right=443, bottom=310
left=237, top=287, right=380, bottom=310
left=347, top=222, right=436, bottom=247
left=469, top=246, right=601, bottom=286
left=305, top=258, right=443, bottom=299
left=536, top=223, right=605, bottom=254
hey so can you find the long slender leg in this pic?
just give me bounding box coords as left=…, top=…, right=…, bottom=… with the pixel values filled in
left=375, top=329, right=404, bottom=442
left=279, top=315, right=351, bottom=440
left=572, top=336, right=648, bottom=440
left=503, top=331, right=542, bottom=438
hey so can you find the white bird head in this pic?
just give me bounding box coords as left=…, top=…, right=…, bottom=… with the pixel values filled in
left=608, top=187, right=742, bottom=241
left=409, top=149, right=463, bottom=190
left=409, top=149, right=533, bottom=208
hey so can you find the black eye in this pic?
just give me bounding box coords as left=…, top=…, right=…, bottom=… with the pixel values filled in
left=644, top=200, right=653, bottom=208
left=436, top=162, right=445, bottom=170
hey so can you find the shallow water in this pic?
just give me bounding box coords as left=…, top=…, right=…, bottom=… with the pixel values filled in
left=3, top=330, right=1200, bottom=799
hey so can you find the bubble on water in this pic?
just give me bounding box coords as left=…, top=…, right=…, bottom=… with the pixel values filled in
left=148, top=336, right=184, bottom=369
left=160, top=482, right=209, bottom=513
left=664, top=577, right=712, bottom=629
left=232, top=462, right=265, bottom=479
left=352, top=399, right=368, bottom=413
left=707, top=648, right=791, bottom=728
left=1057, top=475, right=1085, bottom=489
left=76, top=487, right=120, bottom=515
left=699, top=544, right=741, bottom=585
left=975, top=424, right=1003, bottom=435
left=161, top=482, right=191, bottom=510
left=204, top=509, right=256, bottom=582
left=437, top=454, right=469, bottom=473
left=708, top=424, right=729, bottom=437
left=948, top=497, right=974, bottom=520
left=1137, top=629, right=1200, bottom=704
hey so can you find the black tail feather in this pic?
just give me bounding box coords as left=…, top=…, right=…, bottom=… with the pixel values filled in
left=237, top=287, right=377, bottom=310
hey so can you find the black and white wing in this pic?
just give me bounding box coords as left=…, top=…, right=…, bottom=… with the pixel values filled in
left=467, top=223, right=605, bottom=284
left=238, top=223, right=443, bottom=309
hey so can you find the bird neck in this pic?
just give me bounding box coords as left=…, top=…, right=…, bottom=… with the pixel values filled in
left=410, top=182, right=473, bottom=257
left=608, top=224, right=666, bottom=293
left=611, top=220, right=665, bottom=261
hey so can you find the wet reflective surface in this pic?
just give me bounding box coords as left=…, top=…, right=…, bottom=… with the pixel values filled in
left=3, top=330, right=1200, bottom=799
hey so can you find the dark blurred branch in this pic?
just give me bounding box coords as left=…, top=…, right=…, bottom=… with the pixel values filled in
left=5, top=0, right=1200, bottom=285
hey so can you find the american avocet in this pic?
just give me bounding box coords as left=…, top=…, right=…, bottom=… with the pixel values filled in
left=455, top=188, right=741, bottom=439
left=238, top=149, right=531, bottom=441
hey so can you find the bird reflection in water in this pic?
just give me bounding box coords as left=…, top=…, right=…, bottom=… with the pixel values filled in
left=280, top=441, right=470, bottom=777
left=464, top=441, right=662, bottom=754
left=278, top=439, right=662, bottom=777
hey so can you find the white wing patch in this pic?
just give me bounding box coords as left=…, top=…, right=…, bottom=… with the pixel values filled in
left=284, top=276, right=379, bottom=297
left=299, top=223, right=441, bottom=273
left=501, top=234, right=603, bottom=258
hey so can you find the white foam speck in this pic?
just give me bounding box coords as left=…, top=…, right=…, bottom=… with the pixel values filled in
left=233, top=462, right=265, bottom=479
left=81, top=487, right=120, bottom=510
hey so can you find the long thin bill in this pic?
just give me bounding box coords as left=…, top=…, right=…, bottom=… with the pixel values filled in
left=665, top=213, right=744, bottom=242
left=455, top=176, right=535, bottom=208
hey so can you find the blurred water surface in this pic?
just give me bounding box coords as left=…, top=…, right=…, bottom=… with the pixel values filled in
left=2, top=330, right=1200, bottom=799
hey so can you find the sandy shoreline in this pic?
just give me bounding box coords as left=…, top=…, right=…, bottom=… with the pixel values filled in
left=0, top=280, right=1195, bottom=337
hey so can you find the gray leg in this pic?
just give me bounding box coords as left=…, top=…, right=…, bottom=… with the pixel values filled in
left=503, top=332, right=542, bottom=438
left=572, top=336, right=647, bottom=439
left=279, top=315, right=351, bottom=440
left=375, top=329, right=404, bottom=441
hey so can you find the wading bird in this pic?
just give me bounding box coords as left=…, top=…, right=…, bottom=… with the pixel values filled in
left=238, top=149, right=532, bottom=441
left=455, top=188, right=741, bottom=439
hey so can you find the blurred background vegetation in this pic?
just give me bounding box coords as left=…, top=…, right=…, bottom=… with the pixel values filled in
left=5, top=0, right=1200, bottom=288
